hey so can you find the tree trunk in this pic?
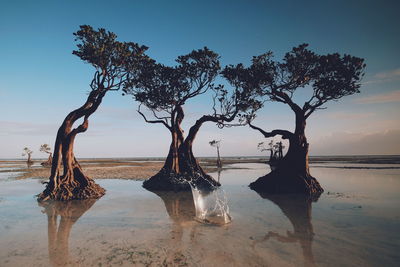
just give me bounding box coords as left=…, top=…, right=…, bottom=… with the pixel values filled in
left=216, top=147, right=222, bottom=168
left=280, top=111, right=310, bottom=176
left=41, top=153, right=53, bottom=166
left=143, top=109, right=220, bottom=191
left=38, top=91, right=106, bottom=201
left=27, top=153, right=33, bottom=164
left=269, top=149, right=273, bottom=162
left=250, top=111, right=323, bottom=198
left=179, top=139, right=220, bottom=188
left=162, top=130, right=182, bottom=173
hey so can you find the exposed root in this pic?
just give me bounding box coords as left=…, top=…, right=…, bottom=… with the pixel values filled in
left=249, top=170, right=323, bottom=200
left=38, top=178, right=105, bottom=201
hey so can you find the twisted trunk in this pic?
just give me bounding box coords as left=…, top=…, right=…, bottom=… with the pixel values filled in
left=280, top=111, right=310, bottom=176
left=38, top=91, right=106, bottom=201
left=249, top=111, right=323, bottom=197
left=162, top=134, right=179, bottom=172
left=143, top=108, right=220, bottom=191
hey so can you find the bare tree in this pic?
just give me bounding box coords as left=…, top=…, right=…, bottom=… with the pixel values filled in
left=38, top=25, right=148, bottom=201
left=209, top=139, right=222, bottom=168
left=40, top=144, right=52, bottom=166
left=257, top=141, right=274, bottom=161
left=22, top=147, right=33, bottom=164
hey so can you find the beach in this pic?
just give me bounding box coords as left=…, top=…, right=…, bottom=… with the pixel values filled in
left=0, top=156, right=399, bottom=266
left=0, top=157, right=269, bottom=180
left=2, top=155, right=398, bottom=181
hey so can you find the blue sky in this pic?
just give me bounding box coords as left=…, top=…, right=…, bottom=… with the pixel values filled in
left=1, top=0, right=399, bottom=158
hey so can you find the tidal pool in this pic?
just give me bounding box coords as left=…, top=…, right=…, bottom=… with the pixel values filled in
left=0, top=163, right=399, bottom=266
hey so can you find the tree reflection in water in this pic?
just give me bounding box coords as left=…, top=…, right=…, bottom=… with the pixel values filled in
left=252, top=193, right=319, bottom=267
left=39, top=199, right=96, bottom=266
left=149, top=190, right=198, bottom=264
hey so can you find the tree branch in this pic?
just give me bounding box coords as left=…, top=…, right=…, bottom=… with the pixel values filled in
left=137, top=104, right=171, bottom=130
left=273, top=89, right=302, bottom=113
left=248, top=121, right=294, bottom=139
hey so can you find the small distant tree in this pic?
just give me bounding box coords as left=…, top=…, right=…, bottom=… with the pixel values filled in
left=209, top=140, right=222, bottom=168
left=40, top=144, right=52, bottom=166
left=257, top=141, right=274, bottom=161
left=124, top=47, right=260, bottom=191
left=38, top=25, right=148, bottom=201
left=224, top=44, right=365, bottom=196
left=22, top=147, right=33, bottom=164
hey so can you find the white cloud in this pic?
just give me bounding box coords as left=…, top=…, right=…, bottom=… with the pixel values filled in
left=311, top=129, right=400, bottom=155
left=355, top=90, right=400, bottom=104
left=326, top=112, right=375, bottom=120
left=363, top=68, right=400, bottom=85
left=374, top=68, right=400, bottom=80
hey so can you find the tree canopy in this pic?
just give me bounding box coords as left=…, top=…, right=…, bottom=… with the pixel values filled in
left=73, top=25, right=149, bottom=93
left=223, top=43, right=366, bottom=119
left=38, top=25, right=150, bottom=201
left=224, top=44, right=365, bottom=196
left=123, top=47, right=262, bottom=130
left=40, top=144, right=51, bottom=154
left=22, top=147, right=33, bottom=157
left=209, top=140, right=221, bottom=148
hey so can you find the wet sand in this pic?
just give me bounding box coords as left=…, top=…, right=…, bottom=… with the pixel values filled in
left=0, top=157, right=399, bottom=266
left=1, top=156, right=398, bottom=181
left=0, top=158, right=267, bottom=180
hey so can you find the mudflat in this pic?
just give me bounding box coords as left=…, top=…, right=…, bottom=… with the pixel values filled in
left=0, top=157, right=267, bottom=180
left=0, top=157, right=399, bottom=266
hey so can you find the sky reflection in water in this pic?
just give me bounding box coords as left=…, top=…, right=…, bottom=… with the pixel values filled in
left=0, top=163, right=399, bottom=266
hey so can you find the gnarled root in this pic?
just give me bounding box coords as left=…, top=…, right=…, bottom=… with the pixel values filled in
left=38, top=171, right=105, bottom=201
left=249, top=170, right=323, bottom=200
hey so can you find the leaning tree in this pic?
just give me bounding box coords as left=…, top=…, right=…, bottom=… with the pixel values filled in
left=257, top=141, right=275, bottom=162
left=124, top=47, right=260, bottom=191
left=209, top=139, right=222, bottom=168
left=223, top=44, right=365, bottom=196
left=38, top=25, right=148, bottom=201
left=22, top=147, right=33, bottom=164
left=40, top=144, right=52, bottom=166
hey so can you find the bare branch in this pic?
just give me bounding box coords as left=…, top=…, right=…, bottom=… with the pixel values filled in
left=137, top=104, right=171, bottom=130
left=248, top=121, right=294, bottom=139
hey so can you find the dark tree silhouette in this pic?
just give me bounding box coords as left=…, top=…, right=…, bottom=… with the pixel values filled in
left=22, top=147, right=33, bottom=164
left=258, top=140, right=283, bottom=161
left=209, top=139, right=222, bottom=168
left=252, top=193, right=318, bottom=266
left=38, top=25, right=148, bottom=201
left=223, top=44, right=365, bottom=196
left=124, top=47, right=260, bottom=191
left=40, top=144, right=53, bottom=166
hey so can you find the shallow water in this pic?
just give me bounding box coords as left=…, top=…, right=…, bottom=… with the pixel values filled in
left=0, top=163, right=399, bottom=266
